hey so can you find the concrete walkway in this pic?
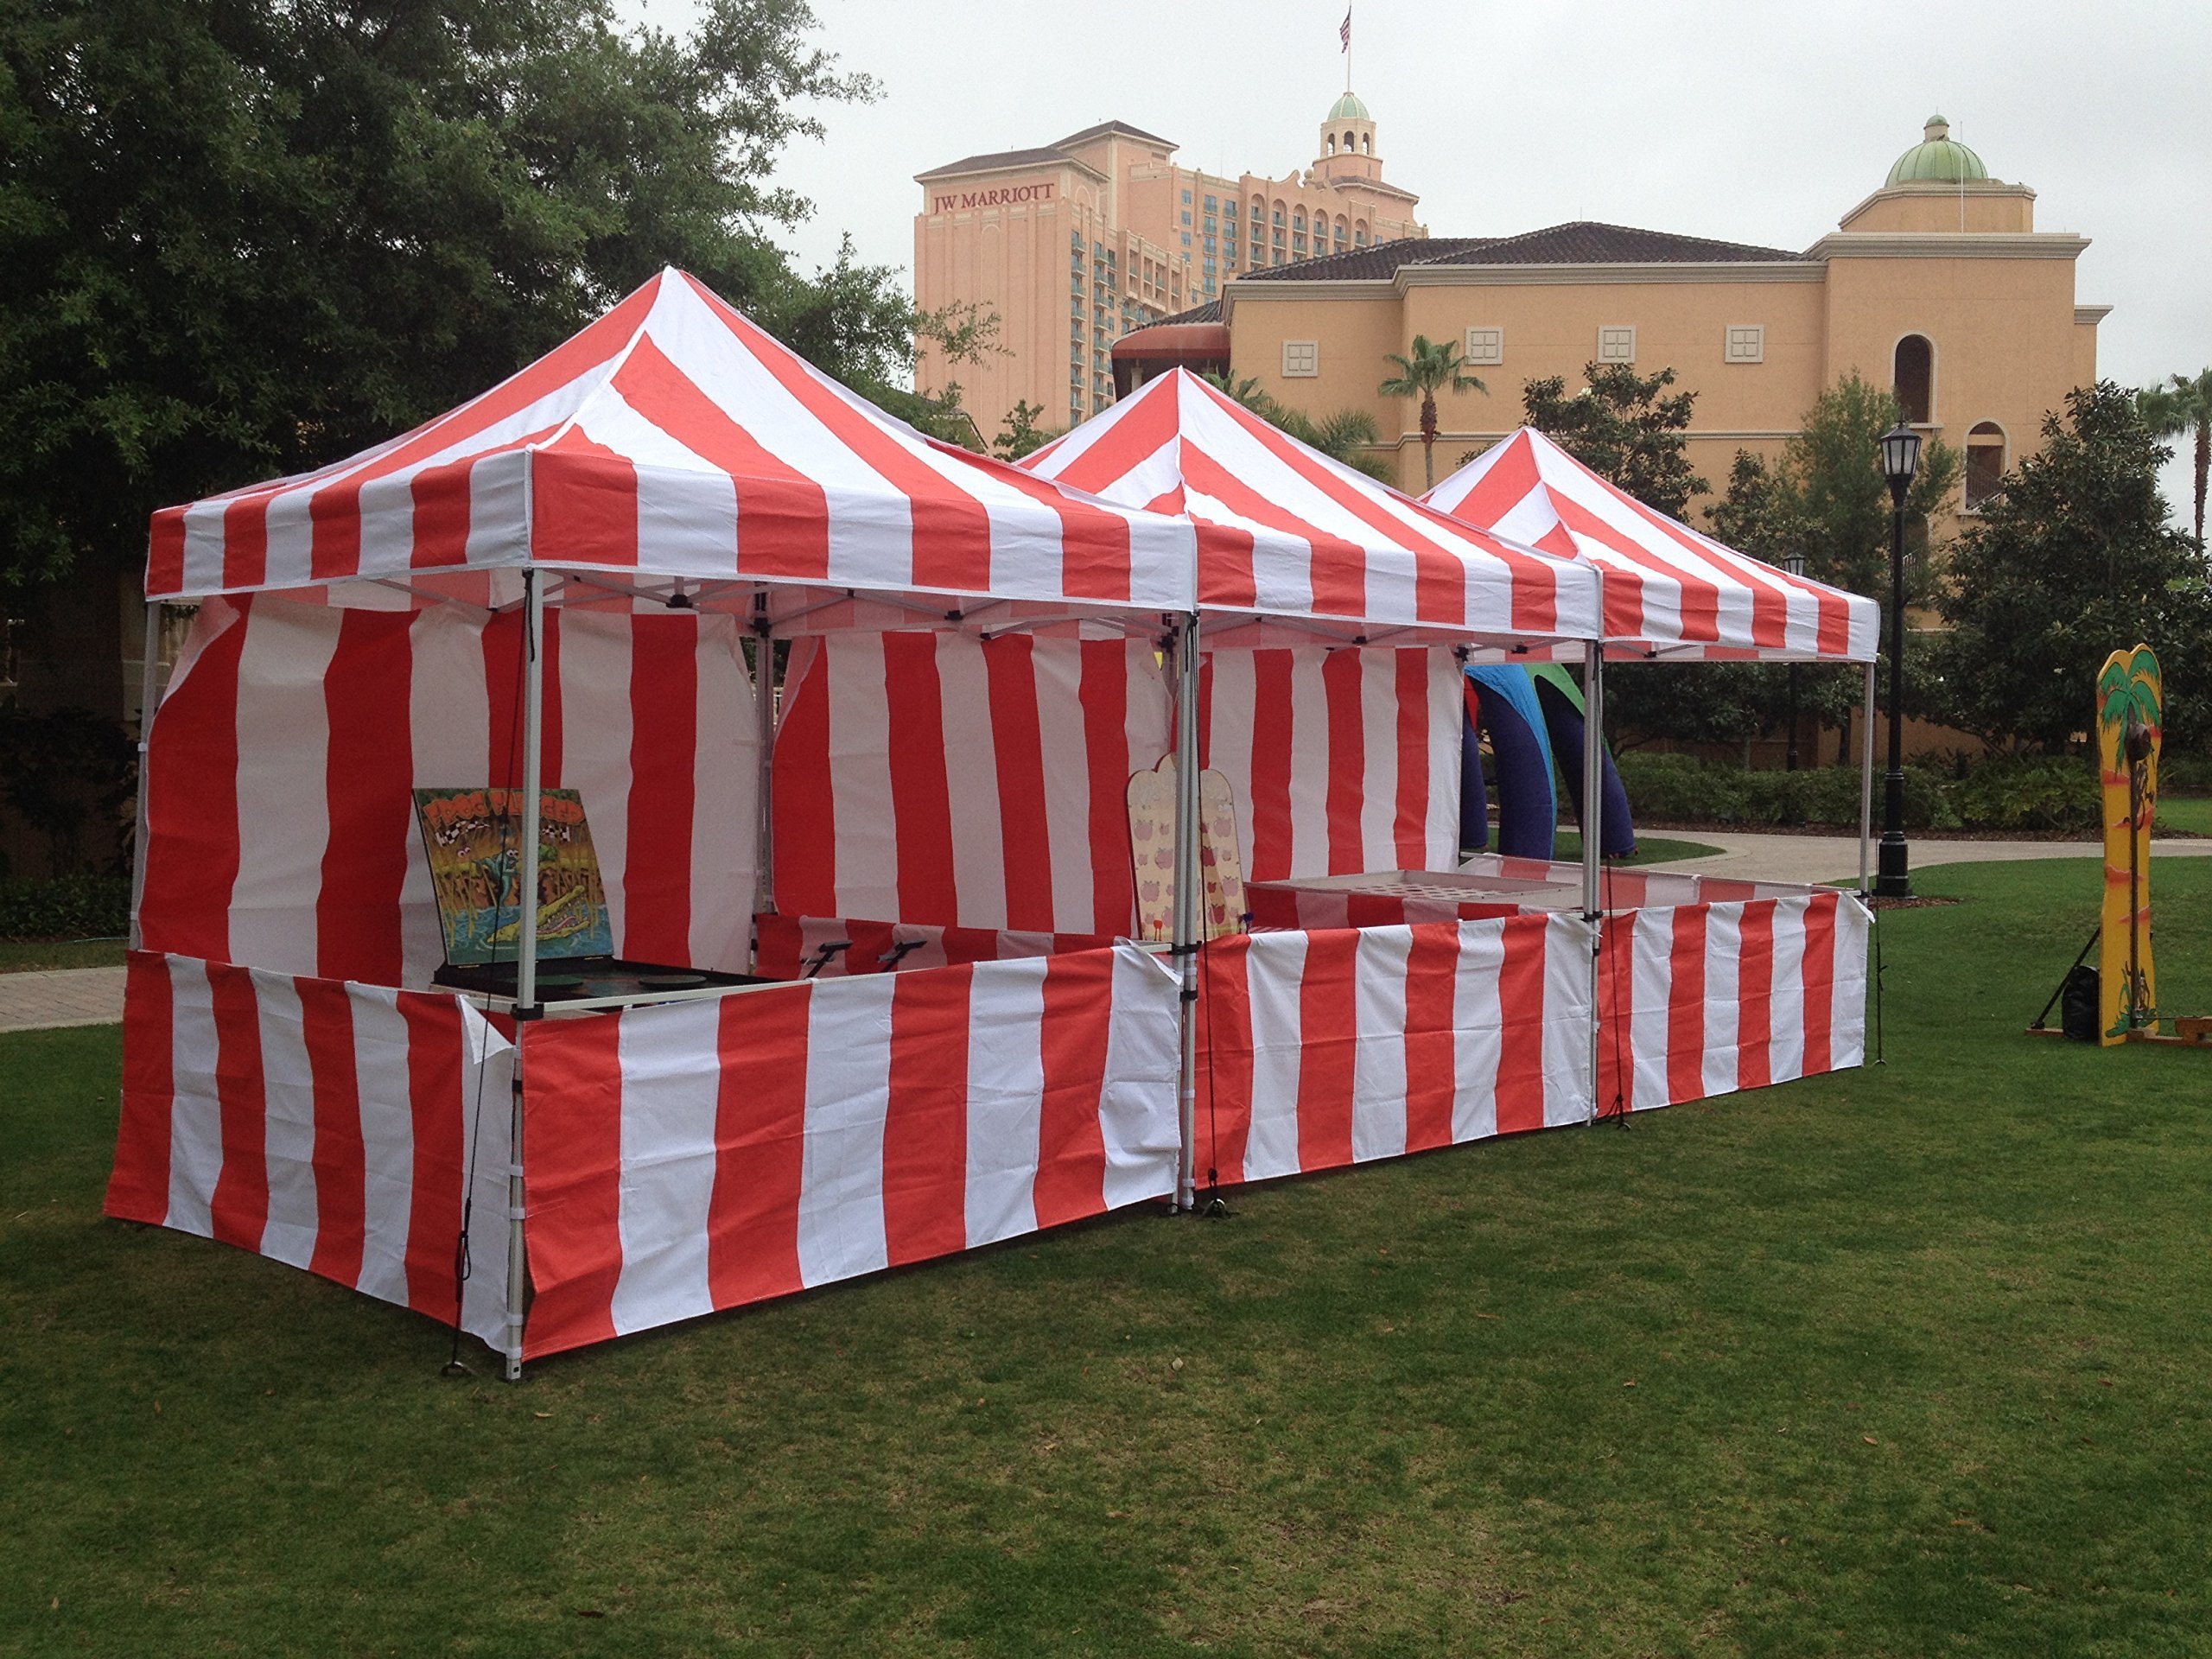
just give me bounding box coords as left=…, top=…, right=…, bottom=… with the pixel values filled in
left=1650, top=830, right=2212, bottom=887
left=5, top=832, right=2210, bottom=1033
left=0, top=965, right=131, bottom=1035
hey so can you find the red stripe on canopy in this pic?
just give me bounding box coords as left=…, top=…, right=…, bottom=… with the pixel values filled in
left=1425, top=427, right=1878, bottom=661
left=1023, top=370, right=1597, bottom=646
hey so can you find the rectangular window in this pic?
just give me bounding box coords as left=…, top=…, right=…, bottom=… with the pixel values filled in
left=1180, top=210, right=1192, bottom=226
left=1181, top=189, right=1192, bottom=204
left=1464, top=327, right=1504, bottom=365
left=1282, top=340, right=1319, bottom=378
left=1597, top=326, right=1637, bottom=365
left=1725, top=324, right=1765, bottom=364
left=1204, top=194, right=1217, bottom=211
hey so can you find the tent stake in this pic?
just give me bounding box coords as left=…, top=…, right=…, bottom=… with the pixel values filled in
left=1172, top=611, right=1202, bottom=1212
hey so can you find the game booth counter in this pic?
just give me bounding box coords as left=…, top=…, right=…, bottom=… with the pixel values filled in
left=108, top=277, right=1874, bottom=1379
left=1026, top=372, right=1879, bottom=1179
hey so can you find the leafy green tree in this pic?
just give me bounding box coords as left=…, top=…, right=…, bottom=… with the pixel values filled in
left=0, top=0, right=915, bottom=591
left=2136, top=369, right=2212, bottom=546
left=1379, top=335, right=1484, bottom=489
left=1928, top=383, right=2211, bottom=752
left=1522, top=363, right=1707, bottom=518
left=991, top=399, right=1054, bottom=461
left=1772, top=373, right=1959, bottom=600
left=1609, top=378, right=1960, bottom=752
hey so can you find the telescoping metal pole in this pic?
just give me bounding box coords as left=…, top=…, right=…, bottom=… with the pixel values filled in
left=1171, top=611, right=1203, bottom=1211
left=129, top=601, right=163, bottom=951
left=1580, top=639, right=1605, bottom=1123
left=505, top=569, right=547, bottom=1382
left=1858, top=660, right=1877, bottom=898
left=751, top=587, right=777, bottom=939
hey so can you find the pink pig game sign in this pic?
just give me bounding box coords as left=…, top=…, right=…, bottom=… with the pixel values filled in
left=1126, top=759, right=1246, bottom=944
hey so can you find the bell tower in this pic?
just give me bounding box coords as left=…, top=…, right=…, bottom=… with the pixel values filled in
left=1315, top=91, right=1381, bottom=183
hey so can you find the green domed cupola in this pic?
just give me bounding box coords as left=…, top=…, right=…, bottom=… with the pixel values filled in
left=1885, top=114, right=1989, bottom=187
left=1328, top=90, right=1371, bottom=122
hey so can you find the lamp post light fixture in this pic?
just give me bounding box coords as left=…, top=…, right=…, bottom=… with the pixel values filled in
left=1876, top=421, right=1922, bottom=899
left=1783, top=550, right=1807, bottom=772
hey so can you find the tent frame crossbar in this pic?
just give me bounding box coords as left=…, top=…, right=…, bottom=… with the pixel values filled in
left=366, top=578, right=499, bottom=617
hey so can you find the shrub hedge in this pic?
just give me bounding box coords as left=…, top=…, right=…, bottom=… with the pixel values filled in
left=0, top=874, right=132, bottom=941
left=1615, top=751, right=2109, bottom=834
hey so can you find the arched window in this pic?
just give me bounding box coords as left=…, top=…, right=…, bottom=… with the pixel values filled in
left=1343, top=130, right=1356, bottom=152
left=1325, top=134, right=1337, bottom=155
left=1361, top=131, right=1371, bottom=154
left=1965, top=422, right=2006, bottom=509
left=1893, top=334, right=1934, bottom=425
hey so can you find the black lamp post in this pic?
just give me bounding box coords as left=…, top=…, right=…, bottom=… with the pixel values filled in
left=1783, top=550, right=1806, bottom=771
left=1876, top=421, right=1922, bottom=899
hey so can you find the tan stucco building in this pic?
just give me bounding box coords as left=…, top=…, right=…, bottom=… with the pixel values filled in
left=913, top=94, right=1425, bottom=440
left=1122, top=118, right=2107, bottom=511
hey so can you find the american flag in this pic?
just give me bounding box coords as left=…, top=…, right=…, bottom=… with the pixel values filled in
left=1339, top=7, right=1351, bottom=51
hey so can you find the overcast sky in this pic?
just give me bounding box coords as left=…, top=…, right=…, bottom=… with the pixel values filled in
left=632, top=0, right=2209, bottom=509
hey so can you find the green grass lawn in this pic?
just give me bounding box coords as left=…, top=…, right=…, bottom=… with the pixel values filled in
left=1548, top=830, right=1721, bottom=867
left=0, top=938, right=128, bottom=975
left=2158, top=792, right=2212, bottom=836
left=5, top=861, right=2211, bottom=1656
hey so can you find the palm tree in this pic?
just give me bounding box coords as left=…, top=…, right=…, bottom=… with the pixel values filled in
left=1270, top=406, right=1395, bottom=482
left=1379, top=336, right=1486, bottom=489
left=2138, top=369, right=2212, bottom=545
left=1200, top=372, right=1393, bottom=480
left=1198, top=370, right=1269, bottom=410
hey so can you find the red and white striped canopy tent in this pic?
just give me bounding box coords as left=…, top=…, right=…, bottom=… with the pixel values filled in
left=1422, top=427, right=1879, bottom=663
left=1020, top=369, right=1602, bottom=653
left=146, top=265, right=1218, bottom=622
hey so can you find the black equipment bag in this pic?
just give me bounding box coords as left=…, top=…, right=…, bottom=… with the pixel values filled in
left=2060, top=965, right=2101, bottom=1043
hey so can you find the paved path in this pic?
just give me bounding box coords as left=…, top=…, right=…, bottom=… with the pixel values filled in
left=1650, top=830, right=2212, bottom=887
left=5, top=833, right=2210, bottom=1033
left=0, top=965, right=131, bottom=1034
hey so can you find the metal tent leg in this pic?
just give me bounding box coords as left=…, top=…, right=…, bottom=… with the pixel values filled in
left=1171, top=612, right=1202, bottom=1212
left=505, top=569, right=548, bottom=1382
left=1581, top=642, right=1605, bottom=1123
left=129, top=601, right=162, bottom=951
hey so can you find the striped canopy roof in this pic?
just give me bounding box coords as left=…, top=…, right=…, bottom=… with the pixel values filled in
left=1423, top=427, right=1879, bottom=663
left=145, top=268, right=1219, bottom=620
left=1020, top=370, right=1602, bottom=652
